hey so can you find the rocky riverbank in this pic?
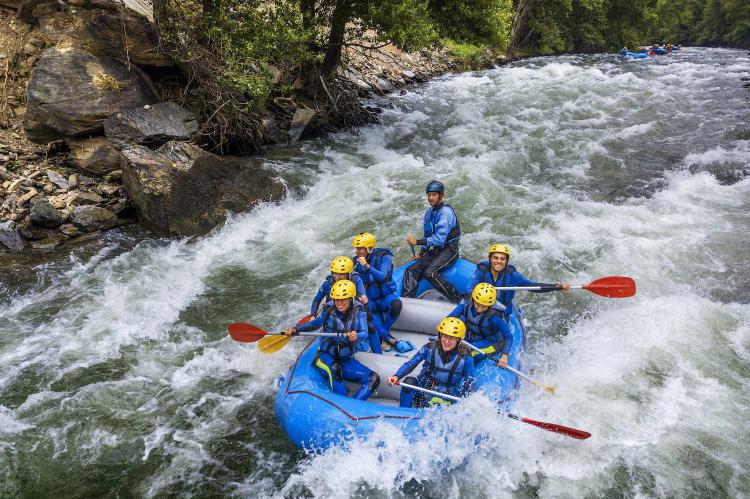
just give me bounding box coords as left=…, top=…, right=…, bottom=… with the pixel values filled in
left=0, top=4, right=503, bottom=254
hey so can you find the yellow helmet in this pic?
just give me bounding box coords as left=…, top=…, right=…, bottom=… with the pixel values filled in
left=352, top=232, right=376, bottom=249
left=488, top=243, right=511, bottom=259
left=472, top=282, right=497, bottom=307
left=436, top=317, right=466, bottom=339
left=330, top=256, right=354, bottom=274
left=329, top=279, right=357, bottom=300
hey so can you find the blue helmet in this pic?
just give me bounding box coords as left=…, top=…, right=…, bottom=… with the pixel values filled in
left=425, top=180, right=444, bottom=194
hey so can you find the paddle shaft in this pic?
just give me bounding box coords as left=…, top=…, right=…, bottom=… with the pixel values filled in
left=287, top=332, right=341, bottom=338
left=462, top=341, right=533, bottom=384
left=396, top=380, right=460, bottom=402
left=494, top=285, right=561, bottom=291
left=396, top=381, right=589, bottom=439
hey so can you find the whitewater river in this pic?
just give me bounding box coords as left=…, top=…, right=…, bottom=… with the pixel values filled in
left=1, top=48, right=749, bottom=497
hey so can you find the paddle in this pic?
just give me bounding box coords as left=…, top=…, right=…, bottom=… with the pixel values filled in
left=410, top=244, right=416, bottom=258
left=255, top=314, right=316, bottom=353
left=462, top=341, right=555, bottom=394
left=395, top=381, right=590, bottom=439
left=494, top=276, right=635, bottom=298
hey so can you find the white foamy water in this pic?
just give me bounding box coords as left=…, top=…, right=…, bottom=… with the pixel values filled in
left=1, top=48, right=749, bottom=497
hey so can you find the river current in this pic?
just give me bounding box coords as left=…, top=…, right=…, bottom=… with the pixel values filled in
left=1, top=48, right=749, bottom=498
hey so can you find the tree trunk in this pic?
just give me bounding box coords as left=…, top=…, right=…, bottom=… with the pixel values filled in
left=320, top=1, right=353, bottom=77
left=508, top=0, right=534, bottom=58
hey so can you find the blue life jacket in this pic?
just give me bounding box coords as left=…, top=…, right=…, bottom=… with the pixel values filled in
left=458, top=303, right=502, bottom=343
left=318, top=301, right=364, bottom=360
left=423, top=203, right=461, bottom=249
left=361, top=248, right=397, bottom=300
left=477, top=262, right=515, bottom=310
left=418, top=340, right=471, bottom=397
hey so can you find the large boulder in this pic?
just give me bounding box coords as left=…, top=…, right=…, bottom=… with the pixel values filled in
left=38, top=9, right=168, bottom=66
left=120, top=141, right=285, bottom=236
left=104, top=102, right=199, bottom=150
left=71, top=205, right=118, bottom=231
left=288, top=108, right=316, bottom=141
left=24, top=47, right=154, bottom=143
left=66, top=136, right=122, bottom=175
left=0, top=221, right=25, bottom=252
left=30, top=199, right=62, bottom=228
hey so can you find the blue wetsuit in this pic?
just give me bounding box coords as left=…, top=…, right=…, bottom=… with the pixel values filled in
left=449, top=301, right=512, bottom=364
left=310, top=272, right=367, bottom=316
left=394, top=340, right=474, bottom=407
left=294, top=301, right=379, bottom=400
left=354, top=248, right=402, bottom=353
left=402, top=203, right=462, bottom=302
left=465, top=261, right=558, bottom=313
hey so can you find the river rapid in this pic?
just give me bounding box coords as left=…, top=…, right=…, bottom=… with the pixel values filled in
left=1, top=48, right=749, bottom=498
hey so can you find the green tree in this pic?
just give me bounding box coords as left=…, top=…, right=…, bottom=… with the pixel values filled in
left=429, top=0, right=514, bottom=49
left=300, top=0, right=437, bottom=77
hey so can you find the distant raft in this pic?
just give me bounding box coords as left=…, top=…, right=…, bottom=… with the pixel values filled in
left=274, top=258, right=527, bottom=450
left=620, top=49, right=649, bottom=60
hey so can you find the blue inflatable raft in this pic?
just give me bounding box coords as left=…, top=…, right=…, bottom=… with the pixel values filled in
left=274, top=258, right=527, bottom=450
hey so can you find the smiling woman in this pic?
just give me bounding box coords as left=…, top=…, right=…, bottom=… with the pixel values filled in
left=1, top=48, right=750, bottom=497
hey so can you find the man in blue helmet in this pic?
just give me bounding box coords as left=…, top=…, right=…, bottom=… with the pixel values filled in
left=401, top=180, right=463, bottom=302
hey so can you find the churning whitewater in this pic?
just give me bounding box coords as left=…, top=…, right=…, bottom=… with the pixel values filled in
left=1, top=48, right=749, bottom=497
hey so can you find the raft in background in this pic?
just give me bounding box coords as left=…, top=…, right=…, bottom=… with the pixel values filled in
left=274, top=258, right=526, bottom=450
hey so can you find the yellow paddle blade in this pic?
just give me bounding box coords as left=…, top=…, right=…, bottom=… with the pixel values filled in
left=257, top=334, right=292, bottom=354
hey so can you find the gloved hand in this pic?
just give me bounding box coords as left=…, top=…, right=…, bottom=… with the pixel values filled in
left=394, top=340, right=414, bottom=353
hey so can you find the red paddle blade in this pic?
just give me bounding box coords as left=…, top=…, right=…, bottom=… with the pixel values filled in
left=227, top=322, right=267, bottom=343
left=520, top=417, right=592, bottom=440
left=295, top=315, right=314, bottom=327
left=583, top=276, right=636, bottom=298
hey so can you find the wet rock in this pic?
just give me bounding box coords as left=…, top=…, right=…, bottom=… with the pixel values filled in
left=66, top=191, right=103, bottom=206
left=104, top=102, right=199, bottom=150
left=401, top=69, right=416, bottom=80
left=372, top=77, right=394, bottom=94
left=0, top=221, right=24, bottom=252
left=71, top=205, right=118, bottom=231
left=67, top=137, right=122, bottom=175
left=28, top=234, right=63, bottom=251
left=120, top=141, right=284, bottom=236
left=24, top=47, right=154, bottom=143
left=17, top=219, right=58, bottom=240
left=58, top=223, right=81, bottom=237
left=30, top=199, right=62, bottom=228
left=288, top=108, right=316, bottom=142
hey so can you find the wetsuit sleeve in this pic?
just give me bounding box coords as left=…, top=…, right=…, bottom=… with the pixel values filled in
left=493, top=316, right=513, bottom=355
left=464, top=270, right=481, bottom=297
left=461, top=356, right=476, bottom=395
left=511, top=271, right=557, bottom=293
left=352, top=308, right=368, bottom=341
left=295, top=314, right=325, bottom=333
left=368, top=253, right=392, bottom=282
left=354, top=275, right=367, bottom=297
left=448, top=302, right=465, bottom=318
left=310, top=283, right=327, bottom=316
left=425, top=207, right=456, bottom=248
left=395, top=347, right=428, bottom=379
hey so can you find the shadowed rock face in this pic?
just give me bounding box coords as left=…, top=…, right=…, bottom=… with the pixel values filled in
left=24, top=47, right=154, bottom=143
left=120, top=141, right=285, bottom=236
left=104, top=102, right=199, bottom=150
